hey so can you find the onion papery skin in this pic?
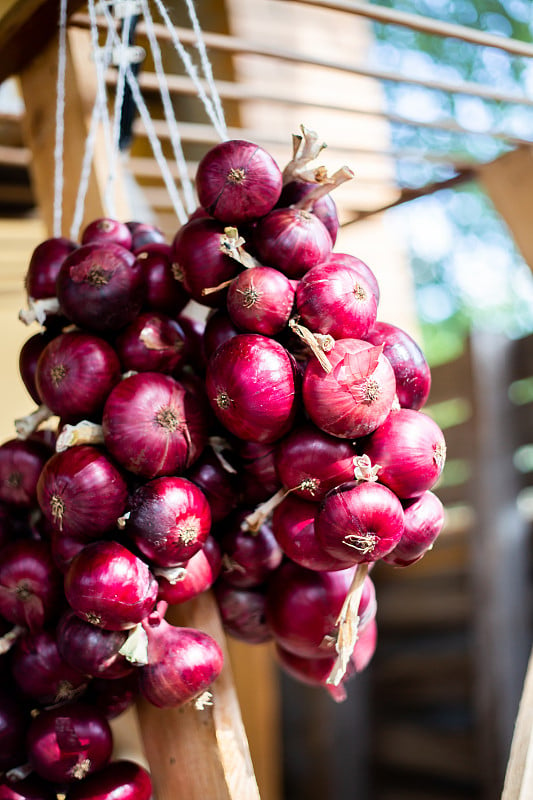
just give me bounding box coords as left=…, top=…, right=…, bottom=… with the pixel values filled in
left=56, top=608, right=134, bottom=679
left=383, top=490, right=445, bottom=567
left=296, top=262, right=378, bottom=340
left=324, top=253, right=380, bottom=304
left=252, top=207, right=332, bottom=279
left=265, top=561, right=360, bottom=659
left=277, top=180, right=339, bottom=245
left=195, top=139, right=283, bottom=224
left=203, top=310, right=239, bottom=360
left=0, top=773, right=59, bottom=800
left=114, top=312, right=187, bottom=375
left=0, top=687, right=31, bottom=772
left=226, top=267, right=295, bottom=336
left=64, top=540, right=158, bottom=631
left=170, top=218, right=241, bottom=308
left=214, top=580, right=272, bottom=644
left=186, top=448, right=240, bottom=522
left=84, top=673, right=140, bottom=720
left=37, top=446, right=128, bottom=540
left=274, top=423, right=358, bottom=501
left=138, top=617, right=223, bottom=708
left=19, top=331, right=56, bottom=406
left=271, top=495, right=354, bottom=572
left=81, top=218, right=133, bottom=249
left=361, top=408, right=447, bottom=499
left=65, top=759, right=153, bottom=800
left=26, top=702, right=113, bottom=784
left=125, top=476, right=212, bottom=568
left=275, top=644, right=355, bottom=703
left=237, top=440, right=281, bottom=504
left=218, top=511, right=283, bottom=589
left=0, top=438, right=52, bottom=508
left=56, top=243, right=145, bottom=334
left=205, top=334, right=299, bottom=443
left=137, top=250, right=189, bottom=317
left=364, top=320, right=431, bottom=410
left=302, top=339, right=396, bottom=439
left=36, top=331, right=121, bottom=422
left=11, top=628, right=88, bottom=705
left=0, top=539, right=63, bottom=631
left=102, top=372, right=208, bottom=479
left=24, top=236, right=78, bottom=301
left=156, top=535, right=221, bottom=604
left=315, top=481, right=405, bottom=565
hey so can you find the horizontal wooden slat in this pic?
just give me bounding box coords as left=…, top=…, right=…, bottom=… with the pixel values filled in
left=375, top=578, right=470, bottom=631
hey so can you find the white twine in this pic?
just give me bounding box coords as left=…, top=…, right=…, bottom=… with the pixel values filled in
left=53, top=0, right=68, bottom=238
left=105, top=10, right=133, bottom=214
left=141, top=0, right=196, bottom=214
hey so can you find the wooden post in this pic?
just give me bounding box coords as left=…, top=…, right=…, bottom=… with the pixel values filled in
left=502, top=647, right=533, bottom=800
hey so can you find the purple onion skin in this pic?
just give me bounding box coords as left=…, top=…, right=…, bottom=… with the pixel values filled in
left=102, top=372, right=208, bottom=480
left=84, top=673, right=140, bottom=720
left=156, top=535, right=222, bottom=604
left=0, top=539, right=63, bottom=632
left=64, top=540, right=158, bottom=631
left=36, top=445, right=128, bottom=541
left=364, top=320, right=431, bottom=410
left=65, top=759, right=153, bottom=800
left=196, top=139, right=283, bottom=224
left=114, top=312, right=187, bottom=375
left=127, top=219, right=167, bottom=250
left=35, top=331, right=121, bottom=422
left=218, top=511, right=283, bottom=589
left=275, top=642, right=353, bottom=702
left=206, top=334, right=299, bottom=444
left=0, top=773, right=60, bottom=800
left=277, top=180, right=339, bottom=245
left=0, top=438, right=52, bottom=508
left=26, top=702, right=113, bottom=784
left=186, top=448, right=240, bottom=522
left=56, top=242, right=145, bottom=333
left=253, top=207, right=332, bottom=279
left=226, top=267, right=296, bottom=336
left=0, top=687, right=31, bottom=772
left=137, top=250, right=189, bottom=316
left=81, top=218, right=133, bottom=250
left=324, top=253, right=380, bottom=303
left=25, top=237, right=78, bottom=300
left=19, top=331, right=56, bottom=405
left=214, top=580, right=272, bottom=644
left=203, top=310, right=240, bottom=360
left=237, top=440, right=281, bottom=504
left=383, top=490, right=445, bottom=567
left=56, top=608, right=134, bottom=679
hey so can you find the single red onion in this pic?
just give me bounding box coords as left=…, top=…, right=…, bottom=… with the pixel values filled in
left=65, top=759, right=153, bottom=800
left=205, top=334, right=299, bottom=443
left=214, top=580, right=272, bottom=644
left=302, top=339, right=396, bottom=438
left=324, top=253, right=380, bottom=303
left=361, top=408, right=447, bottom=499
left=24, top=236, right=78, bottom=301
left=218, top=510, right=283, bottom=589
left=37, top=445, right=128, bottom=540
left=84, top=673, right=140, bottom=720
left=274, top=423, right=357, bottom=501
left=56, top=243, right=145, bottom=333
left=275, top=644, right=355, bottom=702
left=315, top=480, right=405, bottom=565
left=18, top=331, right=56, bottom=406
left=177, top=312, right=207, bottom=369
left=364, top=320, right=431, bottom=410
left=252, top=207, right=332, bottom=279
left=277, top=180, right=339, bottom=244
left=226, top=267, right=295, bottom=336
left=237, top=440, right=281, bottom=504
left=0, top=539, right=63, bottom=631
left=195, top=139, right=283, bottom=224
left=114, top=312, right=187, bottom=375
left=0, top=438, right=51, bottom=508
left=35, top=331, right=121, bottom=422
left=0, top=773, right=59, bottom=800
left=64, top=540, right=158, bottom=631
left=50, top=529, right=89, bottom=574
left=102, top=372, right=208, bottom=479
left=186, top=447, right=240, bottom=522
left=0, top=687, right=31, bottom=772
left=11, top=628, right=88, bottom=705
left=136, top=250, right=189, bottom=316
left=296, top=261, right=378, bottom=340
left=124, top=476, right=212, bottom=568
left=56, top=608, right=135, bottom=679
left=81, top=218, right=133, bottom=249
left=383, top=490, right=445, bottom=567
left=203, top=309, right=239, bottom=360
left=127, top=219, right=167, bottom=251
left=156, top=536, right=221, bottom=604
left=26, top=702, right=113, bottom=783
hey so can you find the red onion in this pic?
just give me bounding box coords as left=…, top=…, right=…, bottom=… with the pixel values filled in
left=114, top=312, right=187, bottom=375
left=0, top=438, right=51, bottom=508
left=253, top=207, right=332, bottom=279
left=56, top=608, right=135, bottom=679
left=186, top=447, right=240, bottom=522
left=137, top=613, right=223, bottom=708
left=195, top=139, right=283, bottom=224
left=65, top=759, right=153, bottom=800
left=81, top=218, right=133, bottom=249
left=0, top=539, right=63, bottom=631
left=136, top=250, right=189, bottom=315
left=37, top=445, right=128, bottom=540
left=324, top=253, right=380, bottom=303
left=84, top=673, right=140, bottom=720
left=277, top=180, right=339, bottom=244
left=102, top=372, right=208, bottom=479
left=237, top=440, right=281, bottom=504
left=50, top=529, right=89, bottom=574
left=156, top=536, right=221, bottom=605
left=315, top=480, right=405, bottom=564
left=218, top=510, right=283, bottom=589
left=226, top=267, right=295, bottom=336
left=360, top=408, right=447, bottom=499
left=26, top=702, right=113, bottom=783
left=64, top=540, right=158, bottom=631
left=275, top=644, right=354, bottom=703
left=0, top=773, right=58, bottom=800
left=274, top=423, right=358, bottom=501
left=124, top=476, right=212, bottom=568
left=383, top=490, right=445, bottom=567
left=35, top=331, right=121, bottom=422
left=11, top=628, right=88, bottom=705
left=127, top=219, right=167, bottom=251
left=24, top=236, right=77, bottom=301
left=296, top=261, right=378, bottom=340
left=203, top=310, right=239, bottom=360
left=0, top=687, right=31, bottom=772
left=302, top=339, right=396, bottom=438
left=214, top=580, right=272, bottom=644
left=177, top=312, right=207, bottom=369
left=18, top=331, right=56, bottom=406
left=56, top=243, right=145, bottom=333
left=205, top=334, right=299, bottom=443
left=364, top=320, right=431, bottom=410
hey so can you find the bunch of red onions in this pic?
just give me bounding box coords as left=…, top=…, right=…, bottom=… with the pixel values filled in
left=0, top=125, right=446, bottom=796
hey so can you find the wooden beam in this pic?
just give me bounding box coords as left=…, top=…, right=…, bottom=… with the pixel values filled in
left=502, top=647, right=533, bottom=800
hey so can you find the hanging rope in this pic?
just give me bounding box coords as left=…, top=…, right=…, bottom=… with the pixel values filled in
left=53, top=0, right=68, bottom=238
left=106, top=8, right=134, bottom=214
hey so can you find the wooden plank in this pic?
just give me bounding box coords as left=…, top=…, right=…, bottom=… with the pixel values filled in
left=502, top=647, right=533, bottom=800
